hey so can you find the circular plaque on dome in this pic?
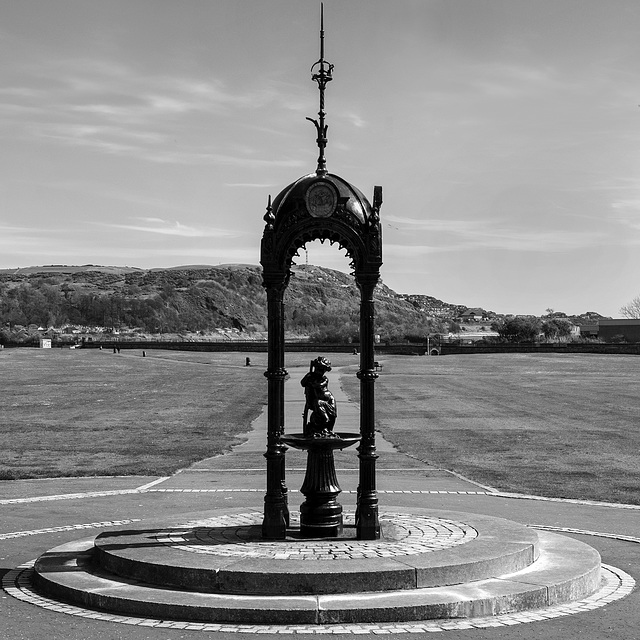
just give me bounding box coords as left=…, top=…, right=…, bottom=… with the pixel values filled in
left=305, top=181, right=337, bottom=218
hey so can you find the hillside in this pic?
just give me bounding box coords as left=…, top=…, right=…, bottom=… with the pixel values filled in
left=0, top=264, right=456, bottom=344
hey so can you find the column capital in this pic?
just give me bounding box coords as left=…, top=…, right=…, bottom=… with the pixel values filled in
left=264, top=368, right=288, bottom=380
left=355, top=270, right=380, bottom=288
left=262, top=269, right=290, bottom=292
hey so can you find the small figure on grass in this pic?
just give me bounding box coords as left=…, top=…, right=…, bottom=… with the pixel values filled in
left=301, top=357, right=337, bottom=438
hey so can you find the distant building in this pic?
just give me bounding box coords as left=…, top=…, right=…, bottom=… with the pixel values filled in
left=579, top=323, right=599, bottom=339
left=458, top=308, right=485, bottom=322
left=39, top=338, right=52, bottom=349
left=569, top=323, right=581, bottom=340
left=598, top=319, right=640, bottom=343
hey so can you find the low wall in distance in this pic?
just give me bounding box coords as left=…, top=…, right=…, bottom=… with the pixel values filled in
left=82, top=341, right=342, bottom=353
left=11, top=340, right=640, bottom=357
left=79, top=340, right=424, bottom=355
left=440, top=343, right=640, bottom=356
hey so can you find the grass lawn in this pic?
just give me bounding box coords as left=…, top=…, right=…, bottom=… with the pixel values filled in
left=342, top=352, right=640, bottom=505
left=3, top=348, right=639, bottom=506
left=0, top=348, right=268, bottom=479
left=0, top=348, right=359, bottom=480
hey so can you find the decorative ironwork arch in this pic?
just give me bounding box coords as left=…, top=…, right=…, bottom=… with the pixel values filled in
left=275, top=224, right=370, bottom=273
left=260, top=175, right=382, bottom=541
left=284, top=229, right=359, bottom=271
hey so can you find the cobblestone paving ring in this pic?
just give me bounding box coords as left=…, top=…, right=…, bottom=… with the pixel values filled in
left=156, top=511, right=479, bottom=559
left=2, top=562, right=635, bottom=634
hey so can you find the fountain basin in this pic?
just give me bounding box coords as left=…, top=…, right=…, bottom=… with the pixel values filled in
left=280, top=432, right=360, bottom=537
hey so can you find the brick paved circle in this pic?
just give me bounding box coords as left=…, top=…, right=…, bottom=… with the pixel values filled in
left=157, top=511, right=478, bottom=559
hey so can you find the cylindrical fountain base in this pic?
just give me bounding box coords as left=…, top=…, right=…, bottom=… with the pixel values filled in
left=300, top=445, right=343, bottom=536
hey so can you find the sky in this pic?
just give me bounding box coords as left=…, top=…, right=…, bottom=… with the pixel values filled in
left=1, top=0, right=640, bottom=316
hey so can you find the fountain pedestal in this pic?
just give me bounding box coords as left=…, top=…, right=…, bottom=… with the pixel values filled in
left=280, top=433, right=360, bottom=537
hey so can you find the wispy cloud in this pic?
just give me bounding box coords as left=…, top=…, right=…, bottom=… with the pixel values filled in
left=385, top=215, right=604, bottom=252
left=38, top=180, right=186, bottom=212
left=64, top=76, right=275, bottom=124
left=469, top=62, right=559, bottom=99
left=1, top=57, right=307, bottom=167
left=29, top=121, right=304, bottom=167
left=342, top=111, right=366, bottom=128
left=98, top=217, right=238, bottom=238
left=33, top=122, right=166, bottom=148
left=385, top=215, right=485, bottom=233
left=0, top=102, right=44, bottom=116
left=611, top=199, right=640, bottom=232
left=136, top=151, right=303, bottom=168
left=0, top=226, right=72, bottom=267
left=612, top=199, right=640, bottom=212
left=0, top=224, right=34, bottom=233
left=225, top=182, right=276, bottom=188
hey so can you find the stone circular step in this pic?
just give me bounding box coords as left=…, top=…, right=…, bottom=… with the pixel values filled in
left=32, top=522, right=601, bottom=624
left=91, top=509, right=539, bottom=595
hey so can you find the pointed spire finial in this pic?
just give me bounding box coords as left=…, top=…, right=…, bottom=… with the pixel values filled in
left=263, top=194, right=274, bottom=229
left=306, top=3, right=334, bottom=176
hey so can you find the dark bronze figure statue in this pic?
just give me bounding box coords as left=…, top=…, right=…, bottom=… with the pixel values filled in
left=301, top=357, right=337, bottom=437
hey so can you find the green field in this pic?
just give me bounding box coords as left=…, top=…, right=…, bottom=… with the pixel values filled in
left=1, top=348, right=639, bottom=505
left=0, top=348, right=358, bottom=480
left=342, top=352, right=640, bottom=505
left=0, top=348, right=267, bottom=479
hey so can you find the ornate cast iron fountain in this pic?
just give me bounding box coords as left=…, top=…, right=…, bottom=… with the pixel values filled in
left=260, top=5, right=383, bottom=540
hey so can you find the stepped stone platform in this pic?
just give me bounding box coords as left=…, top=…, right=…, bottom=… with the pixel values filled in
left=32, top=507, right=602, bottom=625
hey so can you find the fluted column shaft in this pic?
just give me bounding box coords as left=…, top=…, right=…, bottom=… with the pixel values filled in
left=262, top=278, right=289, bottom=539
left=356, top=274, right=380, bottom=539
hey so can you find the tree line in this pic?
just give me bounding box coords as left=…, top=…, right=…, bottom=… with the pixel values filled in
left=0, top=269, right=447, bottom=346
left=0, top=267, right=595, bottom=347
left=489, top=316, right=573, bottom=343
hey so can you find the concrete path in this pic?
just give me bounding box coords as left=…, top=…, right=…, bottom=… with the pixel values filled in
left=1, top=365, right=639, bottom=639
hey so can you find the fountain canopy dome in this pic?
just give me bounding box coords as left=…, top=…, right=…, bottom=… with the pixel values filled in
left=271, top=172, right=374, bottom=229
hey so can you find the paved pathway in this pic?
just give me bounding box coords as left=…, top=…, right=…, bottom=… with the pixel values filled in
left=1, top=365, right=639, bottom=639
